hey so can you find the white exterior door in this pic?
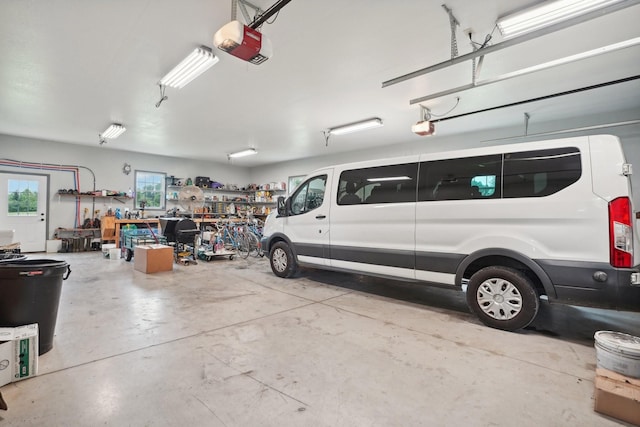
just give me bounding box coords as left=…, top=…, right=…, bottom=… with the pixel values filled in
left=0, top=172, right=48, bottom=252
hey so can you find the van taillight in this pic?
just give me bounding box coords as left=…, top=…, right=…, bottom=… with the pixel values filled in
left=609, top=197, right=633, bottom=268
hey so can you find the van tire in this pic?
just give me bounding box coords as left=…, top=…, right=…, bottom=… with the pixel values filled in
left=466, top=266, right=539, bottom=331
left=270, top=241, right=297, bottom=278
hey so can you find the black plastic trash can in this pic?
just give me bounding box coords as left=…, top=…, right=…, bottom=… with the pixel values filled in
left=0, top=259, right=71, bottom=355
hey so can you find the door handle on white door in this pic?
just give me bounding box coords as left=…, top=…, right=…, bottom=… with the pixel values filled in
left=315, top=215, right=326, bottom=219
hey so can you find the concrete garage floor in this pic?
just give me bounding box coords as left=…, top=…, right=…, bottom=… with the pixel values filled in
left=1, top=251, right=639, bottom=427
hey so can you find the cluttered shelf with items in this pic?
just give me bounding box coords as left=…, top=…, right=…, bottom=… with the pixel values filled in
left=50, top=177, right=287, bottom=254
left=166, top=176, right=286, bottom=218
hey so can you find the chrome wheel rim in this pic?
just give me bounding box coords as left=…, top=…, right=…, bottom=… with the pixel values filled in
left=476, top=277, right=523, bottom=320
left=272, top=247, right=288, bottom=272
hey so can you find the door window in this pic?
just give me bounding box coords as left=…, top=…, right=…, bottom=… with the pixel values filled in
left=290, top=175, right=327, bottom=215
left=7, top=179, right=39, bottom=216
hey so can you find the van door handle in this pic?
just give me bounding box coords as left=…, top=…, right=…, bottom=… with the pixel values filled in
left=315, top=215, right=326, bottom=219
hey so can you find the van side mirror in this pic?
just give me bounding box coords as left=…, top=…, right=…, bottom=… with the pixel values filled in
left=277, top=196, right=287, bottom=216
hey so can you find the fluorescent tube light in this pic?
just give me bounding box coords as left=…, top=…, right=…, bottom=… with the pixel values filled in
left=101, top=123, right=126, bottom=139
left=159, top=46, right=219, bottom=89
left=329, top=118, right=383, bottom=136
left=497, top=0, right=624, bottom=39
left=228, top=148, right=257, bottom=159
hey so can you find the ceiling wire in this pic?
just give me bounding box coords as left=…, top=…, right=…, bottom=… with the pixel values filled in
left=249, top=0, right=291, bottom=29
left=426, top=96, right=461, bottom=117
left=265, top=10, right=280, bottom=25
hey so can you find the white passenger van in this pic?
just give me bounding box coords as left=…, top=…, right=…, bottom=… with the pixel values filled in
left=261, top=135, right=640, bottom=331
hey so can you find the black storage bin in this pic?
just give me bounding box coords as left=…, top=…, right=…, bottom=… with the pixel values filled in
left=0, top=259, right=70, bottom=355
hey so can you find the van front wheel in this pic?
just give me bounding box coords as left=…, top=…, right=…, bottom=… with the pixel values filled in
left=270, top=242, right=297, bottom=278
left=466, top=266, right=539, bottom=331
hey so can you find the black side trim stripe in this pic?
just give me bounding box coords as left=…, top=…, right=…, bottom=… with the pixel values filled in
left=416, top=251, right=465, bottom=274
left=331, top=246, right=414, bottom=269
left=294, top=243, right=465, bottom=273
left=293, top=242, right=327, bottom=258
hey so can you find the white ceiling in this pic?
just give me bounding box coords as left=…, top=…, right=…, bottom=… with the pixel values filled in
left=1, top=0, right=639, bottom=167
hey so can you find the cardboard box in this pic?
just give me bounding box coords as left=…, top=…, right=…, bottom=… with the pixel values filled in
left=0, top=324, right=39, bottom=387
left=594, top=368, right=640, bottom=426
left=134, top=244, right=173, bottom=273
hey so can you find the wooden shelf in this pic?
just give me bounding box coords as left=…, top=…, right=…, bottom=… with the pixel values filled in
left=57, top=193, right=132, bottom=203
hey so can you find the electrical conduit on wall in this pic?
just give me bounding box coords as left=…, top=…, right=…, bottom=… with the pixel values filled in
left=0, top=159, right=96, bottom=228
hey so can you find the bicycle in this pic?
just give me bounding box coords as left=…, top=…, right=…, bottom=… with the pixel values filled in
left=216, top=221, right=250, bottom=259
left=244, top=218, right=265, bottom=257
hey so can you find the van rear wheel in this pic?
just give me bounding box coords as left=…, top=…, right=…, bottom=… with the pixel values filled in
left=270, top=241, right=297, bottom=278
left=466, top=266, right=539, bottom=331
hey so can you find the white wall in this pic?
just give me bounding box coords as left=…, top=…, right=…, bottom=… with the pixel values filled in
left=0, top=134, right=249, bottom=237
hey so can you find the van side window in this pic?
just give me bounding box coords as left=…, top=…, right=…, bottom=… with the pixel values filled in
left=290, top=175, right=327, bottom=215
left=418, top=155, right=502, bottom=201
left=503, top=147, right=581, bottom=198
left=338, top=163, right=418, bottom=205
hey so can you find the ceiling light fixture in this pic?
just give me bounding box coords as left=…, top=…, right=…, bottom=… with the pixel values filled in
left=497, top=0, right=624, bottom=39
left=159, top=46, right=219, bottom=89
left=328, top=118, right=384, bottom=136
left=101, top=123, right=126, bottom=139
left=228, top=148, right=257, bottom=159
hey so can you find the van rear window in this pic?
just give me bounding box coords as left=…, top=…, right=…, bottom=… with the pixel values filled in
left=503, top=147, right=581, bottom=198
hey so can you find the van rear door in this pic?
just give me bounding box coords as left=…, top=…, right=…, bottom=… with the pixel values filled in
left=588, top=134, right=639, bottom=267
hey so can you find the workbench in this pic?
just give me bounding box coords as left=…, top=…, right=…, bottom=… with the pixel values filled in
left=54, top=228, right=101, bottom=252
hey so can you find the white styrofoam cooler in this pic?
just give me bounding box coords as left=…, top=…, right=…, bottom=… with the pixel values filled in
left=102, top=244, right=116, bottom=257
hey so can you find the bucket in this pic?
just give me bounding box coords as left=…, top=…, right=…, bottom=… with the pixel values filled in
left=102, top=243, right=116, bottom=257
left=594, top=330, right=640, bottom=378
left=109, top=248, right=121, bottom=260
left=0, top=259, right=71, bottom=355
